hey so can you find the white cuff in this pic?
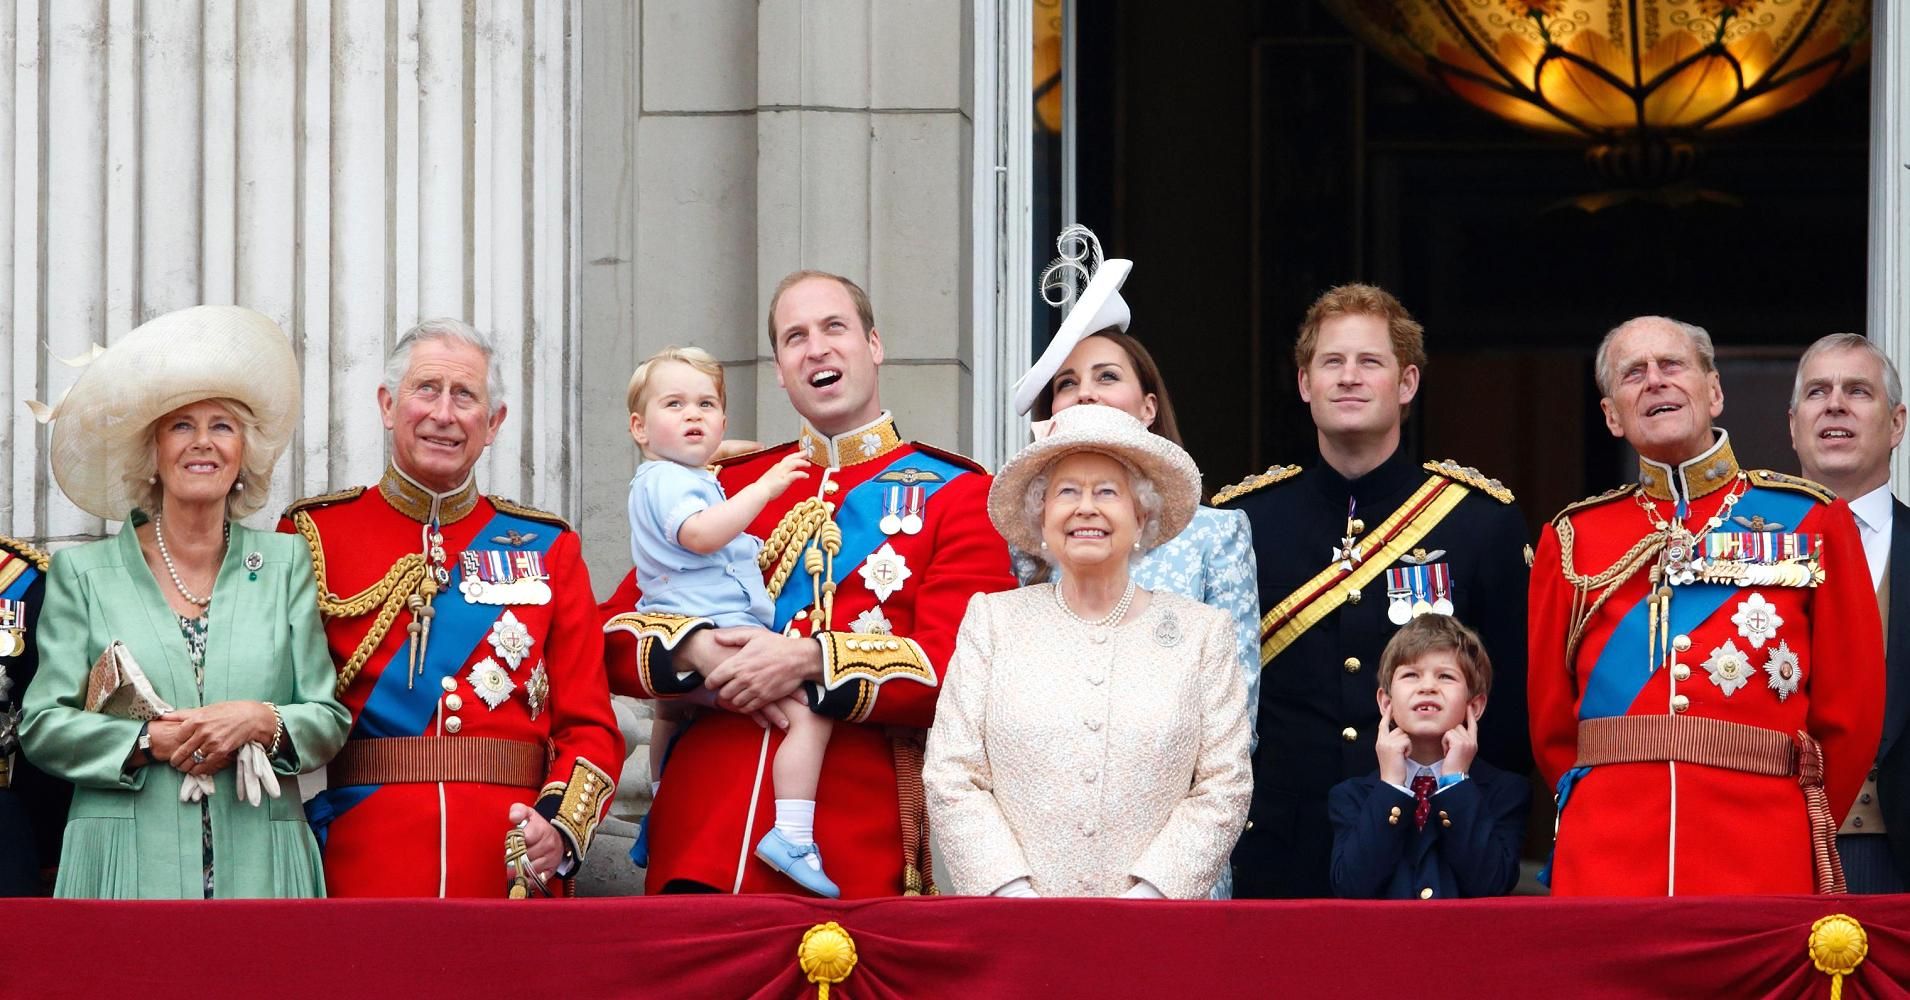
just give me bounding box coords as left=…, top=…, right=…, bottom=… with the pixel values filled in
left=992, top=876, right=1039, bottom=898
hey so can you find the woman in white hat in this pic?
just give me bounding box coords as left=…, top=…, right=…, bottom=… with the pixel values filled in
left=20, top=305, right=350, bottom=899
left=922, top=404, right=1251, bottom=898
left=1012, top=231, right=1261, bottom=896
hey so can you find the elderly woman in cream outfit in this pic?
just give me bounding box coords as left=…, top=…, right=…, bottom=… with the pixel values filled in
left=21, top=306, right=349, bottom=898
left=924, top=404, right=1251, bottom=898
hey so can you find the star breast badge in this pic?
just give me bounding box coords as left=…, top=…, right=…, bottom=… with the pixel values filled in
left=1703, top=639, right=1754, bottom=697
left=858, top=543, right=912, bottom=602
left=1731, top=593, right=1783, bottom=649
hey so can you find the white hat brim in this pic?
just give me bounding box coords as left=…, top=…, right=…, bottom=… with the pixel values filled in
left=986, top=403, right=1200, bottom=557
left=1012, top=259, right=1134, bottom=415
left=45, top=305, right=301, bottom=520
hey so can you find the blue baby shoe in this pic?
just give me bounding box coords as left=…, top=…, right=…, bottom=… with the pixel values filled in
left=754, top=828, right=841, bottom=898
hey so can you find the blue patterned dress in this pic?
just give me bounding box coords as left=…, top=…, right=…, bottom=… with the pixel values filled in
left=1016, top=504, right=1261, bottom=898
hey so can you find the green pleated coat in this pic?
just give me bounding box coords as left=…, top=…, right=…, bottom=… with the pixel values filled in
left=19, top=515, right=350, bottom=898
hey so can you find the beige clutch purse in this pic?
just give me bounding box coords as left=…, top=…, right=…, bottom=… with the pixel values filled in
left=84, top=640, right=176, bottom=720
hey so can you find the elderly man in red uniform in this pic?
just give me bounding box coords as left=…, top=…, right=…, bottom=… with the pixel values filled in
left=282, top=319, right=623, bottom=897
left=1529, top=315, right=1884, bottom=895
left=603, top=270, right=1016, bottom=897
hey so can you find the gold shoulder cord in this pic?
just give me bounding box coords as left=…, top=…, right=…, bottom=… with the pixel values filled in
left=755, top=495, right=845, bottom=630
left=1555, top=516, right=1663, bottom=667
left=293, top=510, right=427, bottom=695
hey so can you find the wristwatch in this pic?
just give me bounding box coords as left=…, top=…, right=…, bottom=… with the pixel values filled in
left=136, top=722, right=156, bottom=763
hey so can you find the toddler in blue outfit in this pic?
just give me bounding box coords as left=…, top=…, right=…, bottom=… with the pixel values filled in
left=626, top=346, right=840, bottom=895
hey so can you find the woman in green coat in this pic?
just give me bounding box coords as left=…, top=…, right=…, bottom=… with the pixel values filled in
left=20, top=305, right=350, bottom=899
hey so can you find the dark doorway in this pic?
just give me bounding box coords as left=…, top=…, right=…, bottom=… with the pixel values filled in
left=1069, top=2, right=1870, bottom=529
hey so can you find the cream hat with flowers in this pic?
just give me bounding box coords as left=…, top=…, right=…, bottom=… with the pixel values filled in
left=987, top=403, right=1200, bottom=556
left=34, top=305, right=300, bottom=520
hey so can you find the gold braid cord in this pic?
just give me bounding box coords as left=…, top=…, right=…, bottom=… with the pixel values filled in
left=293, top=511, right=427, bottom=695
left=1556, top=516, right=1663, bottom=668
left=759, top=498, right=829, bottom=601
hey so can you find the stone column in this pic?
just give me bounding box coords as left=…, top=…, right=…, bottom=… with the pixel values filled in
left=1, top=0, right=584, bottom=541
left=1871, top=0, right=1910, bottom=495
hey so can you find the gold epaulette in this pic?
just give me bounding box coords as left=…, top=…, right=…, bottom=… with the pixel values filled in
left=490, top=497, right=571, bottom=532
left=1424, top=460, right=1514, bottom=504
left=281, top=486, right=367, bottom=520
left=1748, top=469, right=1836, bottom=504
left=1551, top=483, right=1638, bottom=525
left=0, top=534, right=49, bottom=571
left=1210, top=464, right=1302, bottom=506
left=912, top=441, right=988, bottom=476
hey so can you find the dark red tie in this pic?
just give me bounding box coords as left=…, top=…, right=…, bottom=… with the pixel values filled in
left=1411, top=774, right=1437, bottom=831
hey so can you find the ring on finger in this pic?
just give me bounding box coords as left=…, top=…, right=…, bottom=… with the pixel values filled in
left=191, top=750, right=208, bottom=764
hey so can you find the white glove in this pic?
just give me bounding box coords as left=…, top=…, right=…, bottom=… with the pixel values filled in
left=235, top=742, right=281, bottom=807
left=1119, top=878, right=1166, bottom=899
left=992, top=877, right=1039, bottom=898
left=177, top=772, right=215, bottom=803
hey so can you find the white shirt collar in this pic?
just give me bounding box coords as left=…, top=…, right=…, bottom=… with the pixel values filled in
left=1849, top=483, right=1894, bottom=534
left=1405, top=759, right=1445, bottom=784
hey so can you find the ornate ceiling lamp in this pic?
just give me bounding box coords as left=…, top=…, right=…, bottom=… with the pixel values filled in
left=1325, top=0, right=1871, bottom=186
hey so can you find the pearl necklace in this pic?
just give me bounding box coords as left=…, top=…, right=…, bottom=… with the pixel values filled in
left=1054, top=578, right=1137, bottom=628
left=154, top=513, right=227, bottom=608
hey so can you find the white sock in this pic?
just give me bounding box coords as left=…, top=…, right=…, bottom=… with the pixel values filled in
left=774, top=798, right=818, bottom=861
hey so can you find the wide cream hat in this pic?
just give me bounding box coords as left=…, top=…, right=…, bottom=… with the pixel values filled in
left=37, top=305, right=300, bottom=520
left=987, top=403, right=1200, bottom=556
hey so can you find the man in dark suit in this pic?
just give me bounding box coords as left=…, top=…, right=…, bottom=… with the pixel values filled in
left=1214, top=284, right=1531, bottom=898
left=1791, top=332, right=1910, bottom=892
left=0, top=533, right=66, bottom=895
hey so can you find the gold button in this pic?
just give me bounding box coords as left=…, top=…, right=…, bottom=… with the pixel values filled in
left=1419, top=887, right=1434, bottom=900
left=1347, top=590, right=1362, bottom=605
left=1671, top=695, right=1690, bottom=713
left=440, top=676, right=457, bottom=693
left=1341, top=727, right=1358, bottom=743
left=822, top=480, right=840, bottom=495
left=1671, top=664, right=1691, bottom=682
left=1349, top=519, right=1365, bottom=534
left=445, top=716, right=462, bottom=733
left=445, top=694, right=463, bottom=712
left=1673, top=635, right=1691, bottom=652
left=1343, top=657, right=1361, bottom=674
left=1245, top=820, right=1254, bottom=831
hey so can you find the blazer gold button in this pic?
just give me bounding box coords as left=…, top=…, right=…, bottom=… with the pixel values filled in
left=1671, top=694, right=1690, bottom=713
left=1419, top=887, right=1433, bottom=899
left=1349, top=519, right=1365, bottom=534
left=1245, top=819, right=1254, bottom=831
left=1343, top=657, right=1360, bottom=674
left=445, top=716, right=462, bottom=734
left=1341, top=727, right=1358, bottom=743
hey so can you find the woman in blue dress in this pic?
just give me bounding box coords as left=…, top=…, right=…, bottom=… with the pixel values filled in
left=1012, top=237, right=1261, bottom=897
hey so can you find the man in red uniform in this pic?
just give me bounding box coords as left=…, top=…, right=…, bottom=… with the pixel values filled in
left=1529, top=315, right=1884, bottom=895
left=602, top=270, right=1016, bottom=897
left=282, top=319, right=623, bottom=897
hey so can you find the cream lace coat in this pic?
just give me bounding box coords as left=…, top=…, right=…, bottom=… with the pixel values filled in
left=924, top=585, right=1252, bottom=898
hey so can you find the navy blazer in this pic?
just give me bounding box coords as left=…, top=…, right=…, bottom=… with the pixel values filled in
left=1878, top=498, right=1910, bottom=873
left=1328, top=758, right=1529, bottom=900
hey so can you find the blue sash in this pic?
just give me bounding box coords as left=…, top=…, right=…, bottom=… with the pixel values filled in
left=770, top=451, right=969, bottom=631
left=1577, top=487, right=1814, bottom=721
left=1, top=563, right=37, bottom=601
left=308, top=510, right=557, bottom=838
left=1541, top=485, right=1816, bottom=885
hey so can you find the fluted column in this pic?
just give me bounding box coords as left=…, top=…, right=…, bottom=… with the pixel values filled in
left=1, top=0, right=583, bottom=543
